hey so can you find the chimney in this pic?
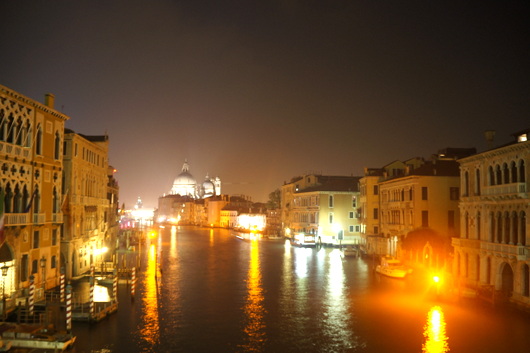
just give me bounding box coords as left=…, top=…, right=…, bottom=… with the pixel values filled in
left=44, top=93, right=55, bottom=109
left=484, top=130, right=496, bottom=150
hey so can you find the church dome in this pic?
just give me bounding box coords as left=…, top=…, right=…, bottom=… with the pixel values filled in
left=174, top=171, right=196, bottom=186
left=202, top=175, right=215, bottom=197
left=170, top=160, right=197, bottom=196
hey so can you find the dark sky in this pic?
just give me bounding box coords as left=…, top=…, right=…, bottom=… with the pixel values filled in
left=1, top=1, right=528, bottom=208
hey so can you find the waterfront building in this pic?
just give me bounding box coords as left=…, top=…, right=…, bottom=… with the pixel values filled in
left=0, top=85, right=68, bottom=306
left=106, top=165, right=120, bottom=257
left=281, top=174, right=362, bottom=246
left=359, top=167, right=385, bottom=255
left=62, top=129, right=111, bottom=279
left=360, top=150, right=475, bottom=265
left=378, top=153, right=468, bottom=267
left=453, top=129, right=529, bottom=307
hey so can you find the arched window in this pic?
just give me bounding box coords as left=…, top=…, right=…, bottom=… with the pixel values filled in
left=464, top=171, right=469, bottom=196
left=519, top=160, right=526, bottom=182
left=521, top=212, right=527, bottom=246
left=54, top=131, right=61, bottom=160
left=35, top=125, right=43, bottom=155
left=490, top=212, right=495, bottom=242
left=504, top=211, right=510, bottom=244
left=489, top=166, right=495, bottom=186
left=13, top=184, right=22, bottom=213
left=53, top=187, right=59, bottom=213
left=475, top=169, right=481, bottom=195
left=503, top=163, right=510, bottom=184
left=33, top=188, right=40, bottom=213
left=512, top=211, right=519, bottom=245
left=4, top=184, right=13, bottom=213
left=496, top=165, right=502, bottom=185
left=15, top=119, right=23, bottom=145
left=511, top=161, right=518, bottom=183
left=476, top=212, right=481, bottom=240
left=497, top=211, right=503, bottom=243
left=7, top=114, right=14, bottom=143
left=23, top=120, right=32, bottom=147
left=22, top=186, right=29, bottom=212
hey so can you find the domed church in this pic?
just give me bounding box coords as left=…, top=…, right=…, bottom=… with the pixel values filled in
left=169, top=159, right=221, bottom=199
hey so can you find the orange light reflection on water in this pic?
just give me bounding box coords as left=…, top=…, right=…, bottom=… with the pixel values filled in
left=422, top=305, right=449, bottom=353
left=139, top=244, right=160, bottom=346
left=239, top=238, right=266, bottom=352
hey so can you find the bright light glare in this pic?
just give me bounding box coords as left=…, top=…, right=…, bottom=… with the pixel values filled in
left=93, top=247, right=108, bottom=256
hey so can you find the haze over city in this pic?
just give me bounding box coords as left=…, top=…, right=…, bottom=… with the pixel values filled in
left=1, top=1, right=527, bottom=208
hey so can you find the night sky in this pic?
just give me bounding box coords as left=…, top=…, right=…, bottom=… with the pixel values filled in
left=1, top=1, right=528, bottom=208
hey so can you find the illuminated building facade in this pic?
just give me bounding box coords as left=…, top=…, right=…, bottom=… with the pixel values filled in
left=453, top=129, right=529, bottom=307
left=281, top=174, right=362, bottom=246
left=169, top=160, right=221, bottom=198
left=378, top=155, right=463, bottom=263
left=62, top=129, right=111, bottom=278
left=157, top=160, right=222, bottom=224
left=0, top=85, right=67, bottom=305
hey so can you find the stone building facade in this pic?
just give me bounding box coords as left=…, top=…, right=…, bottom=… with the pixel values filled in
left=0, top=85, right=67, bottom=305
left=453, top=129, right=529, bottom=307
left=62, top=129, right=111, bottom=279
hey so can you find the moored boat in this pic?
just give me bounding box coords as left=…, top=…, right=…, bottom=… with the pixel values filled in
left=375, top=256, right=412, bottom=279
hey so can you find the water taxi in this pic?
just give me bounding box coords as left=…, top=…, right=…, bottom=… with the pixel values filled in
left=375, top=256, right=412, bottom=279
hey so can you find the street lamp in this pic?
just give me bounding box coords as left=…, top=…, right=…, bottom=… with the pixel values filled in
left=40, top=256, right=47, bottom=299
left=1, top=265, right=10, bottom=321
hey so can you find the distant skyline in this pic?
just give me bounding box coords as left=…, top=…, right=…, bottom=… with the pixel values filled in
left=1, top=1, right=527, bottom=208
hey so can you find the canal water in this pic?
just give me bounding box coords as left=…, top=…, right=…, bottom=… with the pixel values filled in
left=71, top=226, right=530, bottom=352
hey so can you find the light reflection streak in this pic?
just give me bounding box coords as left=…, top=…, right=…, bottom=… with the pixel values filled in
left=239, top=239, right=266, bottom=352
left=295, top=247, right=312, bottom=278
left=170, top=226, right=177, bottom=258
left=139, top=244, right=160, bottom=346
left=422, top=305, right=449, bottom=353
left=322, top=248, right=358, bottom=350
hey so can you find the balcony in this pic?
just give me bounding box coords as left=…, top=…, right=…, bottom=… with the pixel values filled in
left=4, top=213, right=47, bottom=226
left=482, top=182, right=527, bottom=198
left=5, top=213, right=30, bottom=226
left=52, top=213, right=63, bottom=223
left=33, top=213, right=46, bottom=224
left=481, top=242, right=529, bottom=261
left=452, top=237, right=480, bottom=249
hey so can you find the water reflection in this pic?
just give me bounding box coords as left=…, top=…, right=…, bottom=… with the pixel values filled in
left=139, top=244, right=160, bottom=346
left=322, top=249, right=362, bottom=351
left=422, top=305, right=449, bottom=353
left=239, top=238, right=266, bottom=352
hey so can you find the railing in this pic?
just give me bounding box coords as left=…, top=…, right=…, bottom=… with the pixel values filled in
left=481, top=242, right=528, bottom=259
left=0, top=141, right=31, bottom=157
left=52, top=213, right=63, bottom=223
left=5, top=213, right=30, bottom=226
left=33, top=213, right=46, bottom=224
left=482, top=182, right=526, bottom=197
left=452, top=238, right=480, bottom=249
left=5, top=212, right=64, bottom=226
